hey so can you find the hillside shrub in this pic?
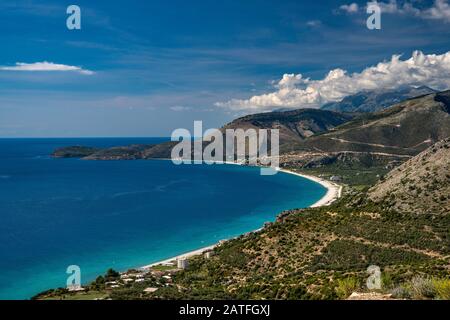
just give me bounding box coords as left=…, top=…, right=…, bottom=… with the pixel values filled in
left=335, top=277, right=359, bottom=299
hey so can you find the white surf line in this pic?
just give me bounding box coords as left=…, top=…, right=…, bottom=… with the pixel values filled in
left=140, top=165, right=342, bottom=271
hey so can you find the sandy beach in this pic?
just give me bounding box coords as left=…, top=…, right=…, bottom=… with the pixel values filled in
left=277, top=168, right=343, bottom=207
left=142, top=168, right=342, bottom=270
left=142, top=245, right=217, bottom=269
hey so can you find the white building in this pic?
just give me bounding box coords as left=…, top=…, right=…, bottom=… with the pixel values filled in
left=177, top=258, right=189, bottom=269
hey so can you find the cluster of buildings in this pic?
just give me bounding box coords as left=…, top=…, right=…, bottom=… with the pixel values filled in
left=100, top=248, right=217, bottom=295
left=104, top=272, right=147, bottom=289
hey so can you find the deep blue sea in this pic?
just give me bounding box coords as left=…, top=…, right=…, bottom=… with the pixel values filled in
left=0, top=138, right=326, bottom=300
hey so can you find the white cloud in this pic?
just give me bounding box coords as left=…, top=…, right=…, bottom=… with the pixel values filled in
left=306, top=20, right=322, bottom=27
left=374, top=0, right=402, bottom=14
left=170, top=105, right=192, bottom=112
left=340, top=3, right=359, bottom=13
left=375, top=0, right=450, bottom=22
left=424, top=0, right=450, bottom=22
left=337, top=1, right=450, bottom=22
left=216, top=51, right=450, bottom=112
left=0, top=62, right=94, bottom=75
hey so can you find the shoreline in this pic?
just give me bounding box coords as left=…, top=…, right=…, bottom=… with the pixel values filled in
left=141, top=167, right=342, bottom=271
left=278, top=168, right=343, bottom=208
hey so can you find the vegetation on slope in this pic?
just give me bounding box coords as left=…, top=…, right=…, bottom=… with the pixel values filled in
left=36, top=140, right=450, bottom=300
left=369, top=138, right=450, bottom=214
left=289, top=91, right=450, bottom=156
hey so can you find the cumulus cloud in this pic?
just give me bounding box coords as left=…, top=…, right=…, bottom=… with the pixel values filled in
left=216, top=51, right=450, bottom=112
left=340, top=3, right=359, bottom=13
left=373, top=0, right=450, bottom=22
left=338, top=0, right=450, bottom=22
left=0, top=62, right=94, bottom=75
left=373, top=0, right=429, bottom=16
left=373, top=0, right=407, bottom=14
left=425, top=0, right=450, bottom=22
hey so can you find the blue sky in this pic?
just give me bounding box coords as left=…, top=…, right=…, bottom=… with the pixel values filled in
left=0, top=0, right=449, bottom=137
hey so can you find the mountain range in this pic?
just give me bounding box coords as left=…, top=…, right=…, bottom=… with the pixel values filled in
left=288, top=90, right=450, bottom=155
left=221, top=109, right=353, bottom=145
left=53, top=90, right=450, bottom=170
left=320, top=86, right=437, bottom=113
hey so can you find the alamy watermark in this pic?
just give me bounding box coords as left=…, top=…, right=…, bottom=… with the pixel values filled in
left=66, top=265, right=82, bottom=291
left=66, top=5, right=81, bottom=30
left=367, top=2, right=381, bottom=30
left=171, top=121, right=280, bottom=175
left=366, top=265, right=382, bottom=290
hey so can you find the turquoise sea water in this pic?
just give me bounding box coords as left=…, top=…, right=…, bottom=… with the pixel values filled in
left=0, top=138, right=326, bottom=300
